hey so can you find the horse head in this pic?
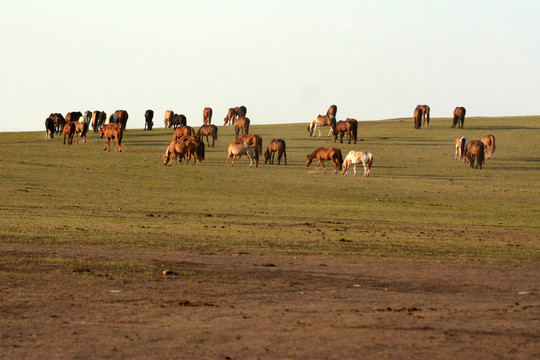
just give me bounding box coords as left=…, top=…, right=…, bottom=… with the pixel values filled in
left=305, top=155, right=313, bottom=167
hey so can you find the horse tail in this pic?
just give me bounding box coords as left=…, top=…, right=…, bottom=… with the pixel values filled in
left=490, top=135, right=496, bottom=154
left=199, top=141, right=205, bottom=161
left=214, top=125, right=218, bottom=140
left=352, top=122, right=357, bottom=143
left=245, top=119, right=250, bottom=134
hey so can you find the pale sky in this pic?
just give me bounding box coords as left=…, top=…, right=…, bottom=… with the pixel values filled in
left=1, top=0, right=538, bottom=132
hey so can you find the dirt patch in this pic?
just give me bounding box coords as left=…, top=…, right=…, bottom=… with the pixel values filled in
left=1, top=243, right=539, bottom=359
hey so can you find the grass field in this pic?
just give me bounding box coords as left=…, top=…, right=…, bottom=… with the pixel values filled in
left=1, top=115, right=539, bottom=262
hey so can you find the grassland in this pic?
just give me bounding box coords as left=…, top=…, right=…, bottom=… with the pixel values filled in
left=1, top=115, right=539, bottom=261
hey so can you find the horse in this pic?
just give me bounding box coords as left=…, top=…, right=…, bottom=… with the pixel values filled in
left=164, top=110, right=174, bottom=128
left=65, top=111, right=82, bottom=124
left=203, top=107, right=213, bottom=125
left=264, top=139, right=287, bottom=165
left=224, top=108, right=236, bottom=126
left=455, top=136, right=467, bottom=160
left=326, top=104, right=337, bottom=119
left=305, top=146, right=343, bottom=174
left=173, top=126, right=195, bottom=141
left=235, top=117, right=250, bottom=138
left=346, top=118, right=358, bottom=144
left=308, top=115, right=337, bottom=137
left=413, top=106, right=423, bottom=129
left=107, top=112, right=117, bottom=124
left=63, top=122, right=76, bottom=145
left=416, top=105, right=430, bottom=127
left=225, top=142, right=256, bottom=168
left=163, top=140, right=200, bottom=165
left=452, top=107, right=466, bottom=129
left=115, top=110, right=129, bottom=130
left=333, top=120, right=356, bottom=144
left=236, top=105, right=247, bottom=118
left=92, top=111, right=106, bottom=132
left=83, top=110, right=92, bottom=125
left=235, top=134, right=262, bottom=160
left=144, top=109, right=154, bottom=130
left=464, top=140, right=484, bottom=169
left=169, top=114, right=187, bottom=129
left=342, top=151, right=373, bottom=177
left=73, top=121, right=88, bottom=143
left=197, top=124, right=218, bottom=148
left=50, top=113, right=65, bottom=133
left=481, top=135, right=496, bottom=159
left=45, top=117, right=55, bottom=138
left=100, top=123, right=123, bottom=152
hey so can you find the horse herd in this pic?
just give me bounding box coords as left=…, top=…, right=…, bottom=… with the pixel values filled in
left=45, top=103, right=495, bottom=174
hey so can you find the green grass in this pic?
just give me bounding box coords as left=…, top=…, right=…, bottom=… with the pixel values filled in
left=1, top=116, right=539, bottom=261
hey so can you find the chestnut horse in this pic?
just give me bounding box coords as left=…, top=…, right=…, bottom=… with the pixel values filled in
left=197, top=124, right=218, bottom=148
left=308, top=115, right=337, bottom=137
left=346, top=118, right=358, bottom=144
left=163, top=140, right=200, bottom=165
left=173, top=126, right=196, bottom=141
left=176, top=135, right=205, bottom=162
left=481, top=135, right=496, bottom=159
left=342, top=151, right=373, bottom=177
left=326, top=104, right=337, bottom=119
left=333, top=120, right=357, bottom=144
left=235, top=134, right=262, bottom=160
left=224, top=108, right=236, bottom=126
left=100, top=123, right=123, bottom=152
left=463, top=140, right=484, bottom=169
left=413, top=106, right=423, bottom=129
left=45, top=117, right=55, bottom=138
left=264, top=139, right=287, bottom=165
left=73, top=121, right=88, bottom=143
left=235, top=117, right=250, bottom=138
left=50, top=113, right=65, bottom=133
left=63, top=122, right=75, bottom=145
left=416, top=105, right=430, bottom=127
left=236, top=106, right=247, bottom=118
left=452, top=107, right=466, bottom=129
left=455, top=136, right=467, bottom=160
left=203, top=107, right=213, bottom=125
left=225, top=142, right=257, bottom=168
left=305, top=146, right=343, bottom=174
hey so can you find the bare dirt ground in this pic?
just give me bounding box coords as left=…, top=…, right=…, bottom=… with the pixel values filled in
left=1, top=243, right=539, bottom=359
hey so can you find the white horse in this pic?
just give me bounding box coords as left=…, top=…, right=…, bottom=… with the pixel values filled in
left=342, top=151, right=373, bottom=177
left=455, top=136, right=467, bottom=160
left=107, top=113, right=117, bottom=124
left=308, top=115, right=335, bottom=137
left=225, top=142, right=256, bottom=168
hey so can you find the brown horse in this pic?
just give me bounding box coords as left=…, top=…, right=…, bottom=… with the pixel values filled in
left=114, top=110, right=128, bottom=130
left=306, top=146, right=343, bottom=174
left=50, top=113, right=65, bottom=133
left=73, top=121, right=88, bottom=143
left=481, top=135, right=496, bottom=159
left=464, top=140, right=484, bottom=169
left=163, top=140, right=200, bottom=165
left=176, top=135, right=205, bottom=162
left=226, top=142, right=256, bottom=168
left=452, top=107, right=466, bottom=129
left=63, top=122, right=76, bottom=145
left=197, top=124, right=218, bottom=148
left=308, top=115, right=337, bottom=137
left=203, top=107, right=213, bottom=125
left=413, top=107, right=423, bottom=129
left=100, top=123, right=123, bottom=152
left=326, top=104, right=337, bottom=119
left=235, top=134, right=262, bottom=161
left=144, top=109, right=154, bottom=130
left=345, top=118, right=358, bottom=144
left=416, top=105, right=430, bottom=127
left=45, top=117, right=55, bottom=138
left=235, top=117, right=250, bottom=138
left=236, top=106, right=247, bottom=118
left=264, top=139, right=287, bottom=165
left=173, top=126, right=195, bottom=141
left=333, top=120, right=357, bottom=144
left=224, top=108, right=236, bottom=126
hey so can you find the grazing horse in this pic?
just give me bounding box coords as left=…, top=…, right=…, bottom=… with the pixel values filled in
left=464, top=140, right=484, bottom=169
left=197, top=124, right=218, bottom=147
left=455, top=136, right=467, bottom=160
left=145, top=109, right=154, bottom=130
left=416, top=105, right=430, bottom=127
left=452, top=106, right=466, bottom=129
left=63, top=122, right=76, bottom=145
left=224, top=107, right=236, bottom=126
left=173, top=126, right=195, bottom=141
left=413, top=107, right=423, bottom=129
left=100, top=123, right=123, bottom=152
left=305, top=146, right=343, bottom=174
left=235, top=134, right=262, bottom=161
left=169, top=114, right=187, bottom=129
left=308, top=115, right=337, bottom=137
left=45, top=117, right=55, bottom=138
left=115, top=110, right=129, bottom=130
left=203, top=107, right=213, bottom=125
left=264, top=139, right=287, bottom=165
left=342, top=151, right=374, bottom=177
left=235, top=117, right=250, bottom=138
left=163, top=140, right=200, bottom=165
left=226, top=142, right=256, bottom=168
left=481, top=135, right=496, bottom=159
left=164, top=110, right=174, bottom=128
left=73, top=121, right=88, bottom=143
left=326, top=104, right=337, bottom=119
